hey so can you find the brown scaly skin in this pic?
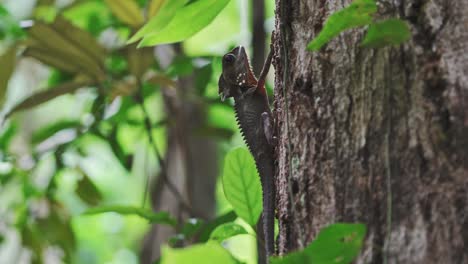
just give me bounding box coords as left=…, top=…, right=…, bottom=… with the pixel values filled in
left=219, top=46, right=275, bottom=258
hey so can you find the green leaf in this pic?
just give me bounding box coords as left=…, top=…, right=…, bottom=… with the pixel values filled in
left=26, top=19, right=106, bottom=80
left=83, top=205, right=176, bottom=226
left=148, top=0, right=166, bottom=18
left=138, top=0, right=230, bottom=47
left=222, top=147, right=262, bottom=227
left=36, top=202, right=76, bottom=262
left=127, top=0, right=189, bottom=44
left=52, top=16, right=107, bottom=66
left=271, top=223, right=367, bottom=264
left=195, top=125, right=234, bottom=140
left=209, top=222, right=248, bottom=241
left=194, top=61, right=213, bottom=95
left=166, top=55, right=194, bottom=77
left=307, top=0, right=377, bottom=51
left=62, top=1, right=113, bottom=36
left=104, top=0, right=144, bottom=27
left=31, top=120, right=81, bottom=145
left=0, top=122, right=16, bottom=150
left=161, top=242, right=240, bottom=264
left=3, top=80, right=92, bottom=120
left=76, top=173, right=102, bottom=206
left=0, top=6, right=24, bottom=41
left=0, top=45, right=16, bottom=106
left=181, top=218, right=204, bottom=239
left=198, top=210, right=237, bottom=242
left=361, top=19, right=411, bottom=48
left=127, top=44, right=154, bottom=79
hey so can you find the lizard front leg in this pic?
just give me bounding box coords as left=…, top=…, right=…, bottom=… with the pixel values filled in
left=261, top=112, right=276, bottom=146
left=239, top=85, right=257, bottom=100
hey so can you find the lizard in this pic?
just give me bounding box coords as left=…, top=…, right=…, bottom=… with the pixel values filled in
left=218, top=46, right=275, bottom=257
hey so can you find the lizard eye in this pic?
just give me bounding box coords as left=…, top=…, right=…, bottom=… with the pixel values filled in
left=223, top=54, right=235, bottom=64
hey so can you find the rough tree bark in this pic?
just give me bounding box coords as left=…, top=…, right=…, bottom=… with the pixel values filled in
left=274, top=0, right=468, bottom=263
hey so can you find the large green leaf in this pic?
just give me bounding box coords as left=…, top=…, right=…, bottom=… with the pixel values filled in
left=138, top=0, right=230, bottom=47
left=361, top=18, right=411, bottom=48
left=127, top=0, right=189, bottom=44
left=209, top=222, right=248, bottom=241
left=271, top=223, right=367, bottom=264
left=161, top=242, right=240, bottom=264
left=307, top=0, right=377, bottom=51
left=222, top=147, right=262, bottom=227
left=83, top=205, right=176, bottom=226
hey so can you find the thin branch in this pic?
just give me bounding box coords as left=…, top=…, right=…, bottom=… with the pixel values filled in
left=134, top=87, right=201, bottom=218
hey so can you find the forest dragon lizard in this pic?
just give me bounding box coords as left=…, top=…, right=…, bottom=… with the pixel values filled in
left=218, top=46, right=275, bottom=257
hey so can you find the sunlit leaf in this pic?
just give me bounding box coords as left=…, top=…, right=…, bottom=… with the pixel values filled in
left=222, top=147, right=262, bottom=227
left=0, top=5, right=24, bottom=41
left=0, top=45, right=16, bottom=106
left=127, top=0, right=189, bottom=44
left=362, top=19, right=411, bottom=48
left=138, top=0, right=230, bottom=47
left=31, top=119, right=80, bottom=144
left=3, top=80, right=92, bottom=120
left=34, top=5, right=58, bottom=22
left=0, top=122, right=16, bottom=150
left=161, top=242, right=240, bottom=264
left=62, top=0, right=113, bottom=35
left=307, top=0, right=377, bottom=51
left=271, top=223, right=367, bottom=264
left=104, top=0, right=144, bottom=27
left=76, top=173, right=102, bottom=206
left=84, top=205, right=176, bottom=226
left=209, top=222, right=248, bottom=241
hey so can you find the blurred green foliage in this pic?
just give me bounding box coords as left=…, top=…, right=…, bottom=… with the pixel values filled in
left=0, top=0, right=366, bottom=263
left=307, top=0, right=410, bottom=51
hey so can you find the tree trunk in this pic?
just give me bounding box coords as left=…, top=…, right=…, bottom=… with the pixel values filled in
left=273, top=0, right=468, bottom=263
left=140, top=47, right=218, bottom=263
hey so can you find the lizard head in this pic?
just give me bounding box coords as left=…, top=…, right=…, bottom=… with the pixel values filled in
left=219, top=46, right=257, bottom=101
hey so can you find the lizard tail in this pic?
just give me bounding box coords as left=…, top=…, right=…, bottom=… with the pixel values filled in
left=259, top=158, right=276, bottom=257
